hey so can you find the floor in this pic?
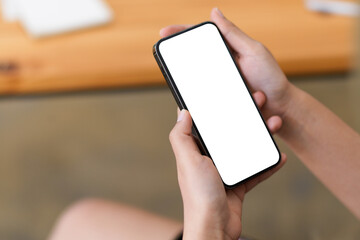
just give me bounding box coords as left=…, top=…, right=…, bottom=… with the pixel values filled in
left=0, top=73, right=359, bottom=240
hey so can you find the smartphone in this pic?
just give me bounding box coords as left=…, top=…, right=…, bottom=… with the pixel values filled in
left=153, top=22, right=281, bottom=188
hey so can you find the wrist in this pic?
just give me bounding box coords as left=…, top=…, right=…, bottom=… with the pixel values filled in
left=182, top=210, right=232, bottom=240
left=277, top=84, right=307, bottom=139
left=278, top=82, right=299, bottom=118
left=183, top=227, right=231, bottom=240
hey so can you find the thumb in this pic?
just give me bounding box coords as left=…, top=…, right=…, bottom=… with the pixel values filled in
left=210, top=7, right=257, bottom=55
left=169, top=109, right=200, bottom=160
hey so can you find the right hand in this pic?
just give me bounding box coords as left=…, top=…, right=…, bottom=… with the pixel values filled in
left=160, top=8, right=295, bottom=133
left=170, top=109, right=287, bottom=240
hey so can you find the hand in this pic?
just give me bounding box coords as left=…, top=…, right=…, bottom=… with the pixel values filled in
left=161, top=8, right=296, bottom=133
left=165, top=8, right=288, bottom=239
left=170, top=94, right=287, bottom=240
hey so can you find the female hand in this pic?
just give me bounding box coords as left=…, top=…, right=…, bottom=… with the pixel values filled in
left=170, top=97, right=287, bottom=240
left=161, top=8, right=295, bottom=133
left=165, top=8, right=289, bottom=239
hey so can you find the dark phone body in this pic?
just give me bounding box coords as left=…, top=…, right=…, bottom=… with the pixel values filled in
left=153, top=22, right=281, bottom=188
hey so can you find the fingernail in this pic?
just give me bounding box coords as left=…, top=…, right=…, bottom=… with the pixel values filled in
left=215, top=7, right=224, bottom=18
left=177, top=110, right=186, bottom=122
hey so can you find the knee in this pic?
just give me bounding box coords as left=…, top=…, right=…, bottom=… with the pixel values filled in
left=49, top=198, right=108, bottom=240
left=57, top=198, right=105, bottom=226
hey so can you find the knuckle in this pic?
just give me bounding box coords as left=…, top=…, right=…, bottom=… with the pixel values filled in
left=251, top=41, right=267, bottom=54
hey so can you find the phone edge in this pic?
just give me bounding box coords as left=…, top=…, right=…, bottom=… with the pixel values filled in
left=152, top=21, right=282, bottom=189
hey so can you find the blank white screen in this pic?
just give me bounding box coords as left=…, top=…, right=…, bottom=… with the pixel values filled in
left=159, top=23, right=280, bottom=186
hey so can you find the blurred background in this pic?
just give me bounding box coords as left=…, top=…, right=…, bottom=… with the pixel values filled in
left=0, top=0, right=360, bottom=239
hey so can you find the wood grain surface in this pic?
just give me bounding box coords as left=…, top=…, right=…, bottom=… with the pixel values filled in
left=0, top=0, right=356, bottom=95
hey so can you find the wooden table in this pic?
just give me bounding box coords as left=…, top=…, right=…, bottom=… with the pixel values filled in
left=0, top=0, right=356, bottom=95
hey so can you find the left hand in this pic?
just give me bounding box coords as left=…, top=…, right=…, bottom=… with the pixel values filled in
left=170, top=93, right=287, bottom=240
left=161, top=8, right=292, bottom=133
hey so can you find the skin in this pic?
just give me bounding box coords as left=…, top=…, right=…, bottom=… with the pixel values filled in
left=278, top=82, right=360, bottom=219
left=171, top=109, right=286, bottom=240
left=49, top=7, right=360, bottom=240
left=165, top=7, right=360, bottom=239
left=48, top=91, right=285, bottom=240
left=165, top=8, right=289, bottom=240
left=49, top=199, right=183, bottom=240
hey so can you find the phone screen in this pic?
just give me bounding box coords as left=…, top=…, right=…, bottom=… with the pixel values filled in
left=156, top=22, right=280, bottom=187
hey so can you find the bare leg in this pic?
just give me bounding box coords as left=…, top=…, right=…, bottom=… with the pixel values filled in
left=49, top=199, right=183, bottom=240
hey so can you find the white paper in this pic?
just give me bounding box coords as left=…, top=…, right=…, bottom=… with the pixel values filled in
left=1, top=0, right=21, bottom=21
left=1, top=0, right=113, bottom=38
left=305, top=0, right=360, bottom=16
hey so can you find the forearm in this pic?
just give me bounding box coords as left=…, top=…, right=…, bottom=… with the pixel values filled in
left=279, top=84, right=360, bottom=219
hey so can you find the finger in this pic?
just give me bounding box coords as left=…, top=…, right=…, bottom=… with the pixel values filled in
left=252, top=91, right=266, bottom=109
left=242, top=153, right=287, bottom=193
left=266, top=115, right=283, bottom=134
left=160, top=24, right=194, bottom=38
left=169, top=110, right=201, bottom=161
left=210, top=8, right=257, bottom=55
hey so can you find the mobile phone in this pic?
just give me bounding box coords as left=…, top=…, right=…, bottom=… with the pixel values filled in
left=153, top=22, right=281, bottom=188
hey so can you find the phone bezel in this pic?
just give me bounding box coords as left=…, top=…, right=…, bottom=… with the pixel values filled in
left=153, top=21, right=281, bottom=188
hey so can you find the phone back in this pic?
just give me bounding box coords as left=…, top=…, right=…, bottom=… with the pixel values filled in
left=154, top=22, right=280, bottom=187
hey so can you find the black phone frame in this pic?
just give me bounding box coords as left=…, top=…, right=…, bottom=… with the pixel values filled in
left=152, top=21, right=281, bottom=188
